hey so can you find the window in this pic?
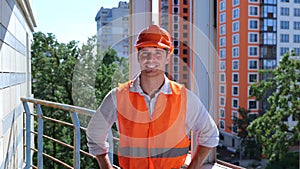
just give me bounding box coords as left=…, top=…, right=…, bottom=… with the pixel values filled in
left=294, top=8, right=300, bottom=16
left=249, top=19, right=258, bottom=29
left=220, top=97, right=225, bottom=106
left=220, top=25, right=226, bottom=35
left=220, top=1, right=226, bottom=11
left=232, top=111, right=238, bottom=120
left=233, top=21, right=239, bottom=32
left=173, top=48, right=179, bottom=55
left=183, top=49, right=188, bottom=54
left=220, top=61, right=226, bottom=70
left=174, top=74, right=179, bottom=81
left=173, top=0, right=179, bottom=5
left=173, top=15, right=179, bottom=22
left=280, top=21, right=289, bottom=29
left=220, top=85, right=225, bottom=94
left=232, top=86, right=239, bottom=96
left=249, top=6, right=259, bottom=16
left=173, top=56, right=179, bottom=64
left=280, top=34, right=289, bottom=43
left=294, top=21, right=300, bottom=30
left=249, top=0, right=258, bottom=2
left=220, top=109, right=225, bottom=118
left=295, top=0, right=300, bottom=3
left=173, top=7, right=179, bottom=14
left=249, top=100, right=258, bottom=109
left=183, top=8, right=188, bottom=13
left=220, top=49, right=226, bottom=59
left=233, top=73, right=239, bottom=83
left=233, top=34, right=239, bottom=44
left=183, top=57, right=188, bottom=63
left=233, top=8, right=240, bottom=19
left=220, top=73, right=225, bottom=82
left=183, top=74, right=188, bottom=79
left=262, top=5, right=276, bottom=18
left=183, top=33, right=188, bottom=38
left=249, top=73, right=258, bottom=83
left=174, top=24, right=179, bottom=30
left=249, top=60, right=258, bottom=69
left=262, top=32, right=276, bottom=45
left=233, top=47, right=239, bottom=57
left=232, top=124, right=238, bottom=133
left=232, top=98, right=239, bottom=108
left=220, top=13, right=226, bottom=23
left=174, top=65, right=179, bottom=72
left=220, top=120, right=225, bottom=130
left=233, top=0, right=239, bottom=6
left=280, top=47, right=289, bottom=55
left=232, top=60, right=239, bottom=70
left=173, top=32, right=179, bottom=38
left=280, top=7, right=290, bottom=16
left=249, top=33, right=258, bottom=43
left=293, top=35, right=300, bottom=43
left=183, top=66, right=188, bottom=71
left=294, top=48, right=300, bottom=55
left=174, top=40, right=179, bottom=47
left=249, top=46, right=258, bottom=56
left=220, top=37, right=226, bottom=47
left=262, top=19, right=276, bottom=31
left=183, top=0, right=188, bottom=5
left=248, top=113, right=258, bottom=122
left=183, top=24, right=188, bottom=30
left=183, top=16, right=188, bottom=20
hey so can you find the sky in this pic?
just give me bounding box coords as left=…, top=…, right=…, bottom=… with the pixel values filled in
left=33, top=0, right=128, bottom=45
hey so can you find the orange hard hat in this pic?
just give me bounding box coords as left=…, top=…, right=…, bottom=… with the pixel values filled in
left=134, top=25, right=174, bottom=54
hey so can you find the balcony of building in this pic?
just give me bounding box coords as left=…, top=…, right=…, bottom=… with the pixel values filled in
left=20, top=97, right=245, bottom=169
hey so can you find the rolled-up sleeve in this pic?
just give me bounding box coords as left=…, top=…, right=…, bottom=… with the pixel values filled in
left=86, top=88, right=118, bottom=155
left=186, top=90, right=219, bottom=148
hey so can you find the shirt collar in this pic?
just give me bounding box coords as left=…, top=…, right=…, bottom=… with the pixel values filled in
left=129, top=73, right=172, bottom=95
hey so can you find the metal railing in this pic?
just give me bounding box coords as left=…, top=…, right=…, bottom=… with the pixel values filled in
left=21, top=97, right=116, bottom=169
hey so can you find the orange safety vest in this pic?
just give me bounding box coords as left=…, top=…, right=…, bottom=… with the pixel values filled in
left=116, top=80, right=190, bottom=169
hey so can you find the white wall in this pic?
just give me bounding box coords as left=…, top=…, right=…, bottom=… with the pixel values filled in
left=0, top=0, right=35, bottom=168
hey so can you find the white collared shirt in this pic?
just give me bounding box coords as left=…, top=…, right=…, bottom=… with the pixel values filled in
left=87, top=75, right=219, bottom=155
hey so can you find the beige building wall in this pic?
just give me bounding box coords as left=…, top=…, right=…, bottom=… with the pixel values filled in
left=0, top=0, right=35, bottom=168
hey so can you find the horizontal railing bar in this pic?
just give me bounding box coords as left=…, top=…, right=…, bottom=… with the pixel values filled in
left=32, top=131, right=74, bottom=149
left=42, top=115, right=74, bottom=127
left=43, top=152, right=73, bottom=169
left=29, top=147, right=73, bottom=169
left=21, top=97, right=96, bottom=116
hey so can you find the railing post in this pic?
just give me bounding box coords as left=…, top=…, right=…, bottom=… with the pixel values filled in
left=22, top=101, right=31, bottom=169
left=71, top=112, right=81, bottom=169
left=36, top=104, right=44, bottom=169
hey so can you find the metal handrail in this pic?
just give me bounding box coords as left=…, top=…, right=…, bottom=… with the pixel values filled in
left=21, top=97, right=106, bottom=169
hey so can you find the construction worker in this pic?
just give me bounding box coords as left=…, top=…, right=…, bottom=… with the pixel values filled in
left=87, top=24, right=219, bottom=169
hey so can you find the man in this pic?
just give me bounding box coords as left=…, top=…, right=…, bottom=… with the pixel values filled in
left=87, top=24, right=219, bottom=169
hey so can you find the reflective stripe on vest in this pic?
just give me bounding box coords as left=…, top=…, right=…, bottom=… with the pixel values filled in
left=119, top=146, right=189, bottom=158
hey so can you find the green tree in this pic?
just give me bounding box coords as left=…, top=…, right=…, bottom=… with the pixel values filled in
left=248, top=51, right=300, bottom=162
left=31, top=32, right=129, bottom=168
left=232, top=107, right=261, bottom=160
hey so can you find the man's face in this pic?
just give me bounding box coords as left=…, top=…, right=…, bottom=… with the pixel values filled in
left=138, top=47, right=170, bottom=77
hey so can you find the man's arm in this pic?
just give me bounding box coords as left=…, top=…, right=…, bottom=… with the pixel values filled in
left=187, top=145, right=212, bottom=169
left=95, top=153, right=114, bottom=169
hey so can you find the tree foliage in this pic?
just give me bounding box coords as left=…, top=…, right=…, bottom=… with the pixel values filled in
left=232, top=107, right=261, bottom=160
left=248, top=51, right=300, bottom=162
left=31, top=32, right=129, bottom=168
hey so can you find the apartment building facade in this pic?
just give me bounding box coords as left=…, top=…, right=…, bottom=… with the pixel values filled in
left=0, top=0, right=36, bottom=168
left=217, top=0, right=300, bottom=151
left=95, top=1, right=130, bottom=57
